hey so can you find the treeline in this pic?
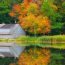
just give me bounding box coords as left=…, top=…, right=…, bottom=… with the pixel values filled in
left=0, top=0, right=65, bottom=35
left=0, top=0, right=23, bottom=23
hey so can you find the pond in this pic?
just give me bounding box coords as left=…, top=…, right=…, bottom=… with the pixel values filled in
left=0, top=57, right=17, bottom=65
left=0, top=47, right=65, bottom=65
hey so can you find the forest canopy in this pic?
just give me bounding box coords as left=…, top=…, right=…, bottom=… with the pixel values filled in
left=0, top=0, right=65, bottom=35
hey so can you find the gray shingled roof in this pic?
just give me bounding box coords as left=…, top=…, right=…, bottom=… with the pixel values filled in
left=0, top=24, right=16, bottom=35
left=0, top=24, right=15, bottom=29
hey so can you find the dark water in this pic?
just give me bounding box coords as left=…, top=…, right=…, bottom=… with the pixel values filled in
left=0, top=57, right=17, bottom=65
left=49, top=48, right=65, bottom=65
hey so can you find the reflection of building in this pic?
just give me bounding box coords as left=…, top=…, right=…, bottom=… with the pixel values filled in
left=0, top=24, right=25, bottom=57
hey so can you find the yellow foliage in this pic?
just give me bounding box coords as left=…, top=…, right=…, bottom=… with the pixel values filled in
left=20, top=14, right=51, bottom=34
left=9, top=1, right=51, bottom=35
left=50, top=4, right=58, bottom=11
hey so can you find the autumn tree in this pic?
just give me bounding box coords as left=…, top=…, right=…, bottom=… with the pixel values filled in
left=9, top=0, right=51, bottom=36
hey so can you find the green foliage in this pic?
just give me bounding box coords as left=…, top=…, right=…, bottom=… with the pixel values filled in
left=62, top=2, right=65, bottom=9
left=40, top=1, right=62, bottom=22
left=0, top=13, right=16, bottom=23
left=0, top=0, right=22, bottom=23
left=41, top=2, right=54, bottom=17
left=62, top=2, right=65, bottom=16
left=40, top=1, right=64, bottom=34
left=0, top=0, right=22, bottom=6
left=51, top=22, right=63, bottom=29
left=0, top=0, right=22, bottom=13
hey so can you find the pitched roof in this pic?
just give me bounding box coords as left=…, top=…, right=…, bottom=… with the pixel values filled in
left=0, top=24, right=16, bottom=34
left=0, top=24, right=15, bottom=29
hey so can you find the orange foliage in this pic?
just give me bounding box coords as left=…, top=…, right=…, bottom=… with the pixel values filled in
left=9, top=11, right=15, bottom=17
left=24, top=0, right=29, bottom=5
left=24, top=0, right=32, bottom=7
left=13, top=4, right=21, bottom=12
left=9, top=0, right=51, bottom=35
left=20, top=14, right=50, bottom=34
left=9, top=63, right=16, bottom=65
left=29, top=0, right=32, bottom=2
left=18, top=48, right=50, bottom=65
left=18, top=15, right=23, bottom=22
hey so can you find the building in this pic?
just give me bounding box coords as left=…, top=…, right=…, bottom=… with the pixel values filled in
left=0, top=24, right=25, bottom=57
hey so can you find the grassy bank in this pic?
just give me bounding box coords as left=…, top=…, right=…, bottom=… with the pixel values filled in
left=16, top=35, right=65, bottom=49
left=0, top=35, right=65, bottom=49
